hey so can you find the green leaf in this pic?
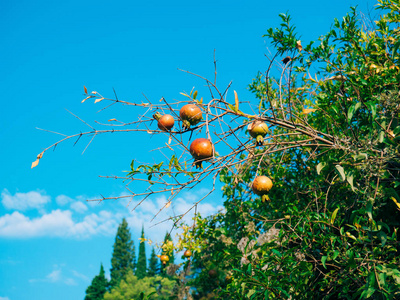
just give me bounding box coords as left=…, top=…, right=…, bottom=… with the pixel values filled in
left=335, top=165, right=346, bottom=181
left=377, top=231, right=387, bottom=247
left=378, top=131, right=385, bottom=143
left=346, top=172, right=356, bottom=191
left=353, top=153, right=368, bottom=161
left=365, top=101, right=376, bottom=119
left=347, top=102, right=361, bottom=124
left=271, top=249, right=282, bottom=257
left=331, top=207, right=339, bottom=225
left=246, top=289, right=256, bottom=298
left=228, top=104, right=238, bottom=113
left=392, top=39, right=400, bottom=59
left=316, top=162, right=326, bottom=175
left=366, top=200, right=373, bottom=220
left=130, top=160, right=135, bottom=171
left=321, top=255, right=327, bottom=269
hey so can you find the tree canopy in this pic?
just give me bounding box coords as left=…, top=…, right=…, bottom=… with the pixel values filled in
left=35, top=0, right=400, bottom=298
left=110, top=218, right=136, bottom=289
left=84, top=264, right=108, bottom=300
left=136, top=225, right=147, bottom=279
left=103, top=272, right=175, bottom=300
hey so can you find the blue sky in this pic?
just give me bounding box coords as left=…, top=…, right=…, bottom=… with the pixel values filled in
left=1, top=0, right=376, bottom=299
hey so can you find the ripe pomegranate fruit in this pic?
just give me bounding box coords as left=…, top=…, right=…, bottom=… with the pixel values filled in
left=160, top=254, right=169, bottom=265
left=154, top=113, right=174, bottom=131
left=180, top=104, right=202, bottom=129
left=189, top=138, right=214, bottom=168
left=248, top=121, right=269, bottom=146
left=183, top=249, right=192, bottom=258
left=252, top=176, right=273, bottom=202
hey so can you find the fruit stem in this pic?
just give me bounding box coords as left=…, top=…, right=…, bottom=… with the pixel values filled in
left=182, top=120, right=191, bottom=130
left=153, top=112, right=162, bottom=121
left=256, top=135, right=264, bottom=146
left=262, top=194, right=270, bottom=202
left=194, top=161, right=203, bottom=169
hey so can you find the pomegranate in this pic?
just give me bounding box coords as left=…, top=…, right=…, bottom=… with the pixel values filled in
left=154, top=113, right=174, bottom=131
left=183, top=249, right=192, bottom=258
left=252, top=176, right=273, bottom=202
left=160, top=254, right=169, bottom=265
left=189, top=138, right=214, bottom=168
left=248, top=121, right=269, bottom=146
left=180, top=104, right=202, bottom=129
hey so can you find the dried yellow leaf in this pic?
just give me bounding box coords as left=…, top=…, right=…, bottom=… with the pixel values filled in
left=94, top=97, right=104, bottom=103
left=234, top=90, right=239, bottom=110
left=81, top=96, right=94, bottom=103
left=390, top=197, right=400, bottom=210
left=31, top=151, right=44, bottom=169
left=302, top=108, right=317, bottom=115
left=296, top=40, right=302, bottom=51
left=31, top=159, right=39, bottom=169
left=84, top=86, right=88, bottom=94
left=165, top=201, right=171, bottom=208
left=108, top=118, right=117, bottom=122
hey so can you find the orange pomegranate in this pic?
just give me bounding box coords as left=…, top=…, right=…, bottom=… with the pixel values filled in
left=190, top=138, right=214, bottom=168
left=252, top=176, right=273, bottom=202
left=180, top=104, right=202, bottom=129
left=160, top=254, right=169, bottom=265
left=154, top=113, right=174, bottom=131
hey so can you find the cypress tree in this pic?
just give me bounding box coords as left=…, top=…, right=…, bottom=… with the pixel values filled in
left=147, top=247, right=159, bottom=276
left=110, top=218, right=136, bottom=289
left=84, top=263, right=108, bottom=300
left=135, top=225, right=147, bottom=279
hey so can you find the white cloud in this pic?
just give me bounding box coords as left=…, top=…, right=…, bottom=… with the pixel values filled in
left=1, top=189, right=50, bottom=211
left=0, top=188, right=222, bottom=241
left=125, top=193, right=223, bottom=244
left=0, top=209, right=119, bottom=239
left=70, top=201, right=88, bottom=214
left=64, top=278, right=77, bottom=286
left=55, top=195, right=73, bottom=206
left=0, top=296, right=10, bottom=300
left=47, top=269, right=61, bottom=282
left=29, top=267, right=77, bottom=286
left=72, top=270, right=90, bottom=282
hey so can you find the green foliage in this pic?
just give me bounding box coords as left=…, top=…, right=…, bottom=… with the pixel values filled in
left=110, top=218, right=136, bottom=289
left=148, top=247, right=159, bottom=277
left=103, top=272, right=175, bottom=300
left=84, top=264, right=108, bottom=300
left=136, top=225, right=147, bottom=279
left=180, top=1, right=400, bottom=298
